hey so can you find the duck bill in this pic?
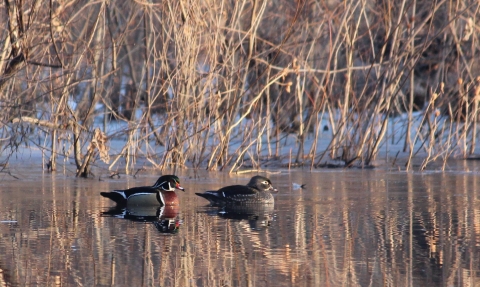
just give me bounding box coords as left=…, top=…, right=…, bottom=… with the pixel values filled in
left=269, top=187, right=278, bottom=193
left=176, top=184, right=185, bottom=192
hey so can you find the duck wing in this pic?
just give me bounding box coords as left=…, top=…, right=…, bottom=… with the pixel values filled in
left=196, top=185, right=258, bottom=205
left=101, top=186, right=158, bottom=204
left=120, top=186, right=159, bottom=198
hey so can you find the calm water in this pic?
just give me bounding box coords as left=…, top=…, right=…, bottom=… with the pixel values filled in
left=1, top=162, right=480, bottom=286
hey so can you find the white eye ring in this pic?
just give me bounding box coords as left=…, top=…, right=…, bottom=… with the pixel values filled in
left=262, top=181, right=268, bottom=184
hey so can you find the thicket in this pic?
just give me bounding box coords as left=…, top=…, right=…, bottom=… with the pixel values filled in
left=1, top=0, right=480, bottom=175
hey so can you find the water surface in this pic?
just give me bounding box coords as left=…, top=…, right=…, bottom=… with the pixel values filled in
left=1, top=163, right=480, bottom=286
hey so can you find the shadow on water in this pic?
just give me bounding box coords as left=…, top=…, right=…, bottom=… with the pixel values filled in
left=2, top=164, right=480, bottom=286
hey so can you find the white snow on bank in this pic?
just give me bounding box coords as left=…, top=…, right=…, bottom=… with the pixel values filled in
left=3, top=105, right=480, bottom=173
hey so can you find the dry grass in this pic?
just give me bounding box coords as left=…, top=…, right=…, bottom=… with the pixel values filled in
left=1, top=0, right=480, bottom=174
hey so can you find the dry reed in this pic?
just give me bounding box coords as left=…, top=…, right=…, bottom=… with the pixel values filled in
left=1, top=0, right=480, bottom=174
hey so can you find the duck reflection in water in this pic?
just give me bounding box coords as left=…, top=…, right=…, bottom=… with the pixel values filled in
left=101, top=205, right=182, bottom=234
left=216, top=204, right=275, bottom=231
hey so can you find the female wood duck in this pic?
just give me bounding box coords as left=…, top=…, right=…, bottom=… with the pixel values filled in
left=100, top=175, right=185, bottom=207
left=195, top=175, right=277, bottom=205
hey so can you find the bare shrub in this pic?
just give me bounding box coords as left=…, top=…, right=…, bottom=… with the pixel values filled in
left=1, top=0, right=479, bottom=173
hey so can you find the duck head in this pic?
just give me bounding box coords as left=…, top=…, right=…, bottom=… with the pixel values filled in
left=247, top=175, right=277, bottom=192
left=152, top=175, right=185, bottom=192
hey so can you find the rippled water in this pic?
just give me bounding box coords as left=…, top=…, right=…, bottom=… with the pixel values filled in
left=1, top=161, right=480, bottom=286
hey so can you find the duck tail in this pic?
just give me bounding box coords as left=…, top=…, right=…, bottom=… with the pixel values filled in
left=100, top=192, right=126, bottom=204
left=195, top=192, right=224, bottom=205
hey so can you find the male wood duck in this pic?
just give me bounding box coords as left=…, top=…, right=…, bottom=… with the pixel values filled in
left=195, top=175, right=277, bottom=205
left=100, top=175, right=184, bottom=207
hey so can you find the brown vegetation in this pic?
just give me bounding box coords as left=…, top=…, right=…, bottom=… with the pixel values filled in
left=1, top=0, right=480, bottom=174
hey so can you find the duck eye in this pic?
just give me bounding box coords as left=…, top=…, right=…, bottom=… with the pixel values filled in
left=262, top=181, right=268, bottom=184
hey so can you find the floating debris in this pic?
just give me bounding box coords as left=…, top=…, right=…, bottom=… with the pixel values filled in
left=292, top=183, right=306, bottom=190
